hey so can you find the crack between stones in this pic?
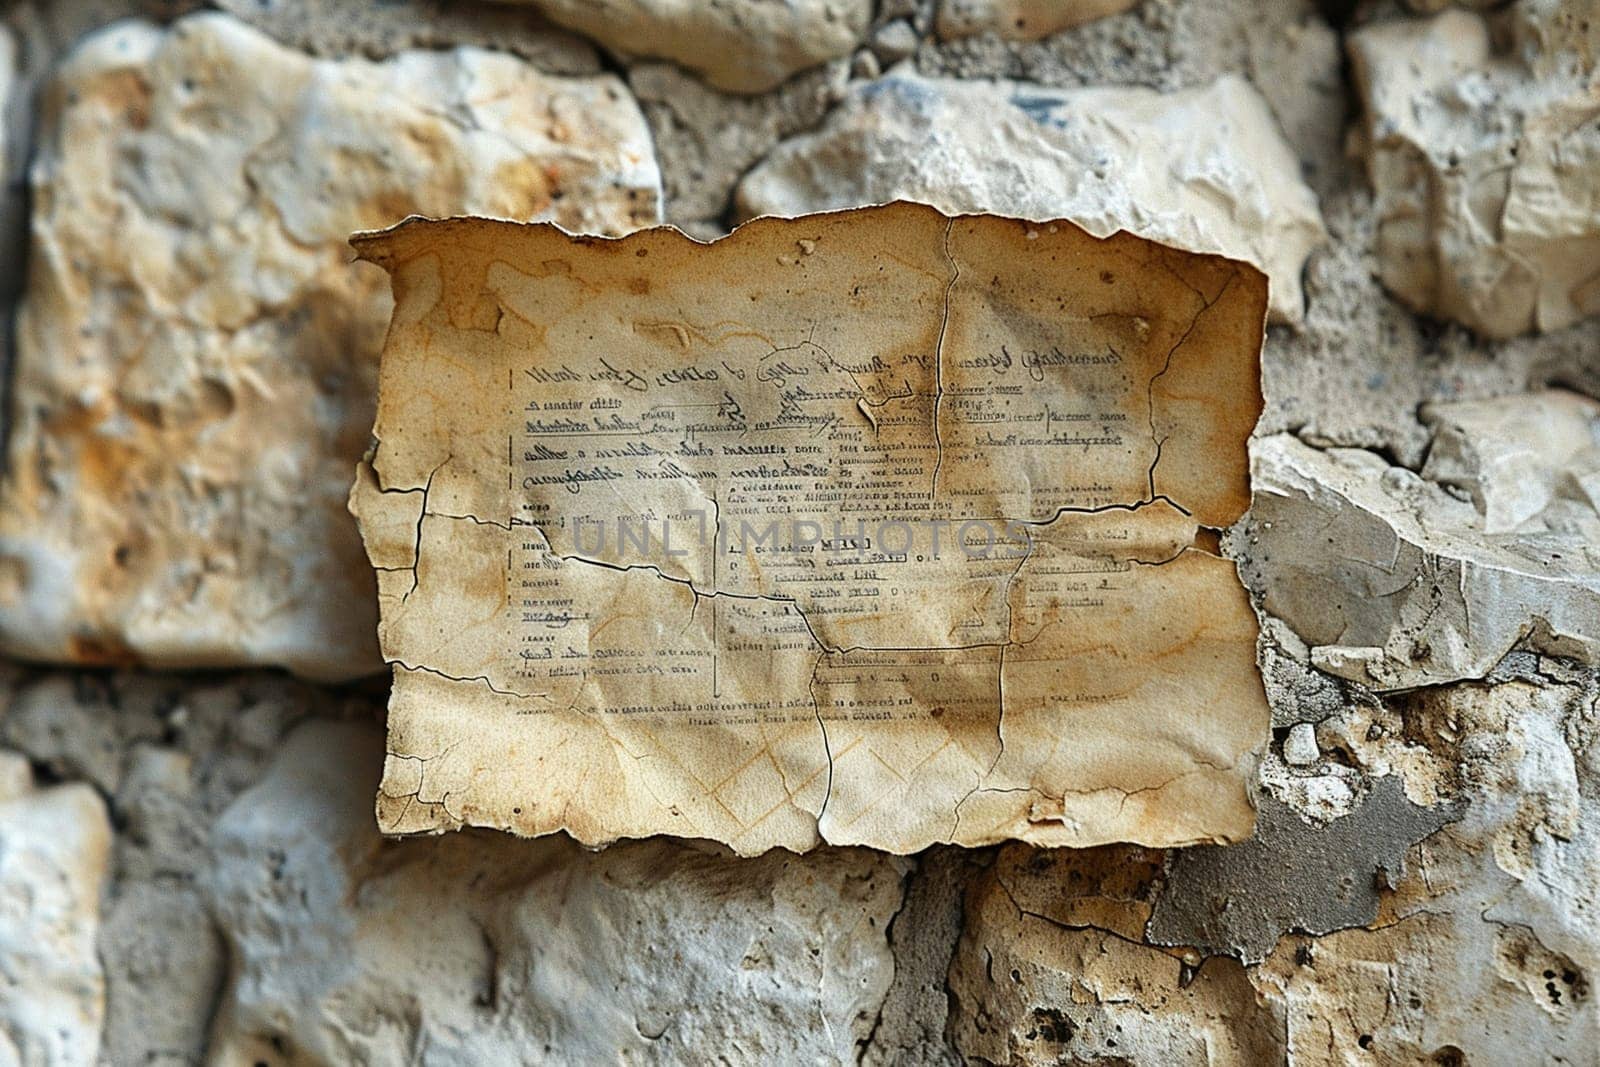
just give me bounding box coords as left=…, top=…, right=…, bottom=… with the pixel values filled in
left=992, top=873, right=1163, bottom=960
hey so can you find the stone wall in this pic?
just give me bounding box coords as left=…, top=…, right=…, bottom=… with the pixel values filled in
left=0, top=0, right=1596, bottom=1063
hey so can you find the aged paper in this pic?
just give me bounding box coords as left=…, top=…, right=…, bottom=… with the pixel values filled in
left=350, top=203, right=1270, bottom=855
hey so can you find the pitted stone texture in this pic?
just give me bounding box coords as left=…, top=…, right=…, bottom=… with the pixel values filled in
left=0, top=754, right=112, bottom=1067
left=0, top=13, right=661, bottom=681
left=1255, top=615, right=1352, bottom=728
left=736, top=72, right=1324, bottom=323
left=1261, top=913, right=1593, bottom=1064
left=1249, top=391, right=1600, bottom=690
left=953, top=676, right=1600, bottom=1063
left=493, top=0, right=873, bottom=93
left=936, top=0, right=1137, bottom=41
left=1351, top=4, right=1600, bottom=339
left=1256, top=679, right=1600, bottom=1062
left=206, top=720, right=904, bottom=1064
left=1146, top=778, right=1456, bottom=962
left=948, top=847, right=1285, bottom=1064
left=3, top=5, right=209, bottom=341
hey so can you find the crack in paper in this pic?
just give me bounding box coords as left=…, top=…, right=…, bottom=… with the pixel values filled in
left=348, top=203, right=1272, bottom=855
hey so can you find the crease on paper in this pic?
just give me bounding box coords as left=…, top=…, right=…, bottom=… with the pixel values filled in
left=348, top=202, right=1271, bottom=855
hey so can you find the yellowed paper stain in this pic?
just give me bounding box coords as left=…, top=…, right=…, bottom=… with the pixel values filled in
left=350, top=203, right=1271, bottom=855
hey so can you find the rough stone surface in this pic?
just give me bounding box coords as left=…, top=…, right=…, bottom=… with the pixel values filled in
left=1421, top=388, right=1600, bottom=535
left=1254, top=615, right=1354, bottom=728
left=936, top=0, right=1139, bottom=41
left=862, top=847, right=979, bottom=1066
left=1282, top=721, right=1319, bottom=766
left=1351, top=5, right=1600, bottom=338
left=497, top=0, right=874, bottom=93
left=0, top=12, right=661, bottom=681
left=2, top=5, right=209, bottom=341
left=100, top=878, right=223, bottom=1065
left=1249, top=391, right=1600, bottom=690
left=948, top=671, right=1600, bottom=1063
left=0, top=753, right=112, bottom=1067
left=736, top=71, right=1325, bottom=323
left=1256, top=677, right=1600, bottom=1062
left=214, top=0, right=600, bottom=70
left=0, top=0, right=1599, bottom=1062
left=631, top=59, right=849, bottom=238
left=1146, top=778, right=1456, bottom=962
left=949, top=847, right=1286, bottom=1063
left=0, top=670, right=362, bottom=1067
left=915, top=0, right=1347, bottom=193
left=1257, top=746, right=1365, bottom=823
left=206, top=719, right=905, bottom=1064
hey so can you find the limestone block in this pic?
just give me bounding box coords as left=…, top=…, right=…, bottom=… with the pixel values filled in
left=1351, top=5, right=1600, bottom=338
left=936, top=0, right=1137, bottom=42
left=205, top=720, right=903, bottom=1063
left=0, top=13, right=661, bottom=681
left=492, top=0, right=873, bottom=93
left=1256, top=680, right=1600, bottom=1062
left=1420, top=388, right=1600, bottom=534
left=951, top=677, right=1598, bottom=1064
left=947, top=847, right=1286, bottom=1064
left=1250, top=391, right=1600, bottom=689
left=1261, top=912, right=1595, bottom=1063
left=0, top=754, right=112, bottom=1067
left=737, top=72, right=1325, bottom=324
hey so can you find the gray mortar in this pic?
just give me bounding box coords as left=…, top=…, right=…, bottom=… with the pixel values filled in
left=0, top=667, right=376, bottom=1065
left=862, top=846, right=986, bottom=1066
left=0, top=0, right=1596, bottom=1060
left=213, top=0, right=601, bottom=71
left=631, top=58, right=851, bottom=239
left=1146, top=777, right=1459, bottom=962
